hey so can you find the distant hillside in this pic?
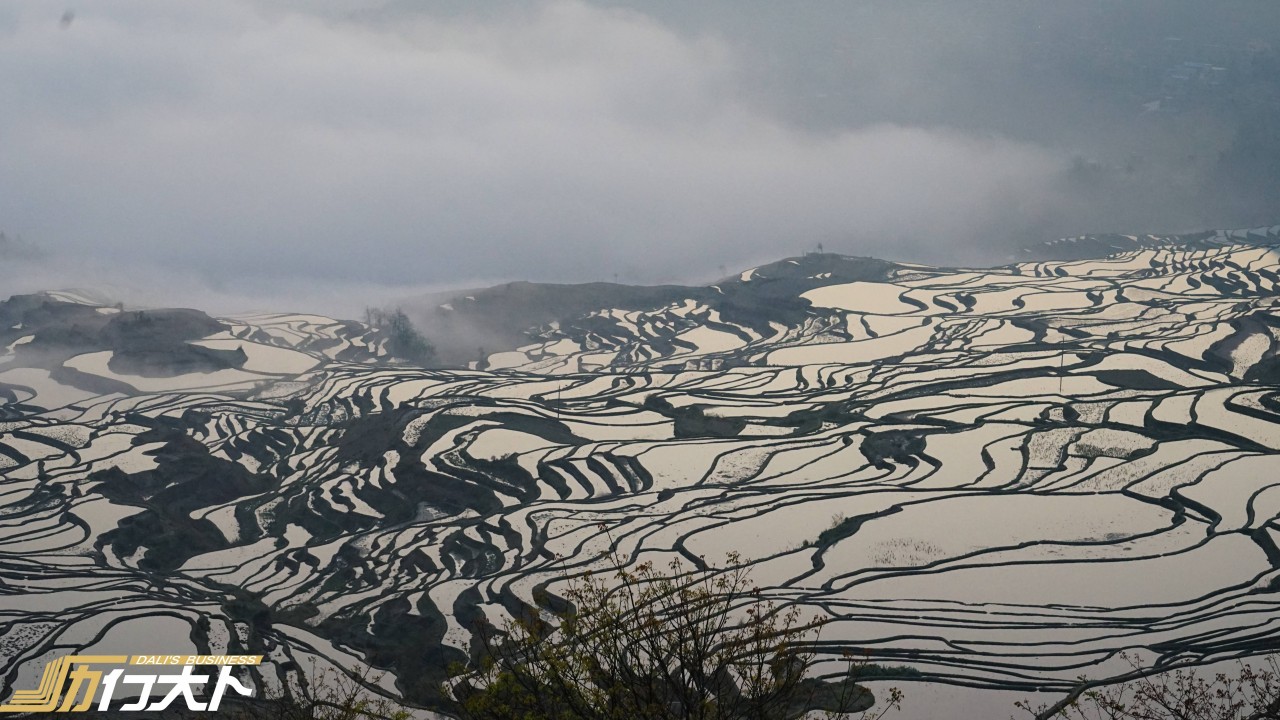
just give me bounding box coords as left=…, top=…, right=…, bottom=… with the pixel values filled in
left=1018, top=223, right=1280, bottom=261
left=412, top=225, right=1280, bottom=369
left=404, top=253, right=900, bottom=367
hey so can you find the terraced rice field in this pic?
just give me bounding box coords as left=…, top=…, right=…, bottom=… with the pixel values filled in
left=3, top=229, right=1280, bottom=713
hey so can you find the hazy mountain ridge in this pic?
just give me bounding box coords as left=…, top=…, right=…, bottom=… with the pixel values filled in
left=1019, top=224, right=1280, bottom=261
left=411, top=224, right=1280, bottom=370
left=472, top=226, right=1280, bottom=378
left=3, top=230, right=1280, bottom=712
left=406, top=253, right=902, bottom=368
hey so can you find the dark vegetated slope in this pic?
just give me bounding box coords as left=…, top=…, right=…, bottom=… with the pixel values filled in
left=0, top=295, right=245, bottom=381
left=407, top=254, right=901, bottom=366
left=408, top=282, right=697, bottom=366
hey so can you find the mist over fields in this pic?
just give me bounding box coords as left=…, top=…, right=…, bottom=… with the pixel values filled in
left=1, top=0, right=1278, bottom=312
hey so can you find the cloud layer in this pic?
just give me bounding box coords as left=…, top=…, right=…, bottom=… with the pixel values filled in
left=0, top=0, right=1077, bottom=302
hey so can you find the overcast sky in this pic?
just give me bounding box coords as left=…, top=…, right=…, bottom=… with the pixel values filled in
left=2, top=0, right=1278, bottom=312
